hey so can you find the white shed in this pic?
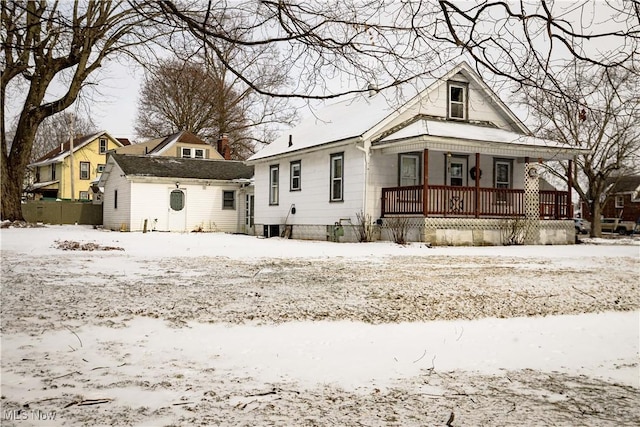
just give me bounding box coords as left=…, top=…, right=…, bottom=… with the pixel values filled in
left=99, top=154, right=254, bottom=233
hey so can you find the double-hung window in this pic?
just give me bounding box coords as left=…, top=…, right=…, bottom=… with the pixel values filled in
left=330, top=153, right=344, bottom=202
left=80, top=162, right=90, bottom=180
left=269, top=165, right=279, bottom=205
left=290, top=161, right=301, bottom=191
left=181, top=148, right=192, bottom=158
left=223, top=190, right=236, bottom=209
left=99, top=138, right=108, bottom=154
left=448, top=82, right=468, bottom=120
left=194, top=149, right=205, bottom=159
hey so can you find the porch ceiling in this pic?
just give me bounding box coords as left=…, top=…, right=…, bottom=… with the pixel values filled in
left=373, top=119, right=588, bottom=160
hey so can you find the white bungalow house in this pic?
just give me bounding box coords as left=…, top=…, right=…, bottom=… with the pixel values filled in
left=99, top=153, right=254, bottom=233
left=246, top=61, right=588, bottom=245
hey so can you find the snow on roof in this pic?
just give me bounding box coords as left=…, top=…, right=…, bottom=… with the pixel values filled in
left=248, top=90, right=409, bottom=161
left=379, top=119, right=567, bottom=148
left=248, top=61, right=530, bottom=162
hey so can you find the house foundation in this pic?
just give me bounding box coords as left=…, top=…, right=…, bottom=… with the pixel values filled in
left=256, top=218, right=574, bottom=245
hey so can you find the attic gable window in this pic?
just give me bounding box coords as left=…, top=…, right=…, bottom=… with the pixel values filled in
left=448, top=81, right=468, bottom=120
left=99, top=138, right=108, bottom=154
left=181, top=148, right=192, bottom=158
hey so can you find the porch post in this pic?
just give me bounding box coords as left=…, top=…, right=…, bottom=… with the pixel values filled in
left=567, top=159, right=574, bottom=218
left=474, top=152, right=480, bottom=218
left=524, top=157, right=540, bottom=245
left=423, top=149, right=429, bottom=216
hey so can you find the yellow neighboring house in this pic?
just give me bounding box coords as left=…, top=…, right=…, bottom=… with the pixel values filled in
left=28, top=131, right=129, bottom=200
left=114, top=130, right=228, bottom=160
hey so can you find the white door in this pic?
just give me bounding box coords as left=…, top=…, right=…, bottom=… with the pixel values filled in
left=168, top=188, right=187, bottom=231
left=400, top=154, right=420, bottom=186
left=447, top=157, right=468, bottom=187
left=245, top=194, right=254, bottom=235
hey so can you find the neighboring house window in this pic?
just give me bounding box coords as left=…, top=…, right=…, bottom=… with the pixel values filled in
left=330, top=153, right=344, bottom=202
left=170, top=189, right=185, bottom=211
left=223, top=190, right=236, bottom=209
left=290, top=161, right=301, bottom=191
left=269, top=165, right=279, bottom=205
left=80, top=162, right=90, bottom=180
left=194, top=149, right=205, bottom=159
left=36, top=167, right=40, bottom=182
left=51, top=164, right=56, bottom=180
left=399, top=153, right=420, bottom=186
left=181, top=148, right=192, bottom=158
left=114, top=190, right=118, bottom=209
left=448, top=81, right=468, bottom=120
left=615, top=195, right=624, bottom=208
left=79, top=191, right=89, bottom=200
left=494, top=158, right=513, bottom=202
left=99, top=138, right=107, bottom=154
left=97, top=164, right=106, bottom=173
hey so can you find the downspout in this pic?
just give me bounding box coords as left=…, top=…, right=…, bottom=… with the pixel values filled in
left=355, top=137, right=369, bottom=217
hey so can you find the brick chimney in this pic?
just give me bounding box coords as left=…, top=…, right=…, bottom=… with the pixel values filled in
left=216, top=134, right=231, bottom=160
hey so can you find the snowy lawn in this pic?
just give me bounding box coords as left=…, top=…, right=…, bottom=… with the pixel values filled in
left=1, top=225, right=639, bottom=426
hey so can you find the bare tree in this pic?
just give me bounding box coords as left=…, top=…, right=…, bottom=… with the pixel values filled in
left=145, top=1, right=638, bottom=100
left=135, top=55, right=296, bottom=159
left=30, top=112, right=96, bottom=162
left=522, top=61, right=640, bottom=237
left=3, top=0, right=638, bottom=220
left=1, top=1, right=160, bottom=221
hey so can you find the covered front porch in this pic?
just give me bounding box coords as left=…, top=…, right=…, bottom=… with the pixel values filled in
left=381, top=184, right=571, bottom=219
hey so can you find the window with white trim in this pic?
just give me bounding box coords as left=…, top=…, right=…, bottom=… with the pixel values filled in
left=195, top=148, right=205, bottom=159
left=448, top=82, right=467, bottom=120
left=615, top=195, right=624, bottom=208
left=269, top=165, right=279, bottom=205
left=97, top=164, right=106, bottom=173
left=330, top=153, right=344, bottom=202
left=181, top=147, right=192, bottom=158
left=99, top=138, right=108, bottom=154
left=79, top=191, right=89, bottom=200
left=290, top=161, right=301, bottom=191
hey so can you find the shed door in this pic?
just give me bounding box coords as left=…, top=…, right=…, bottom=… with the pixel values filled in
left=168, top=189, right=187, bottom=231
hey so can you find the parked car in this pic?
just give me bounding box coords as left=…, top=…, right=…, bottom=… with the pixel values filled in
left=600, top=218, right=635, bottom=235
left=573, top=218, right=590, bottom=234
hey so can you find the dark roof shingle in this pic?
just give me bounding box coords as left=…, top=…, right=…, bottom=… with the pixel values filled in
left=111, top=153, right=253, bottom=181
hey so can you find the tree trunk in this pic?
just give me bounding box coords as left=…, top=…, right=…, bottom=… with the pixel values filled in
left=1, top=156, right=26, bottom=221
left=590, top=200, right=602, bottom=238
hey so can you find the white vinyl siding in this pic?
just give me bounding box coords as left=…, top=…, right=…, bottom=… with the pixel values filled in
left=253, top=144, right=365, bottom=226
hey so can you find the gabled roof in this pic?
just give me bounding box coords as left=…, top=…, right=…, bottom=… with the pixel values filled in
left=604, top=175, right=640, bottom=194
left=108, top=153, right=253, bottom=181
left=29, top=131, right=125, bottom=167
left=248, top=61, right=531, bottom=162
left=115, top=131, right=212, bottom=156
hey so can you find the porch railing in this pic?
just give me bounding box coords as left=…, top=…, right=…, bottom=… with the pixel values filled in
left=381, top=185, right=570, bottom=219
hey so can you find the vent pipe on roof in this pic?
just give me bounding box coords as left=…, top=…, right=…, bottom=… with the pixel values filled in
left=288, top=135, right=293, bottom=147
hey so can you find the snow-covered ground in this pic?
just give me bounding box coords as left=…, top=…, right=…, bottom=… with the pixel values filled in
left=1, top=225, right=639, bottom=426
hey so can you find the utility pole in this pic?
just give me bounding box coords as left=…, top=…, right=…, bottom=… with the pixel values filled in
left=69, top=113, right=75, bottom=201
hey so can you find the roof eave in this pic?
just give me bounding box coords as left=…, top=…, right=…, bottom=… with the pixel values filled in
left=247, top=136, right=363, bottom=164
